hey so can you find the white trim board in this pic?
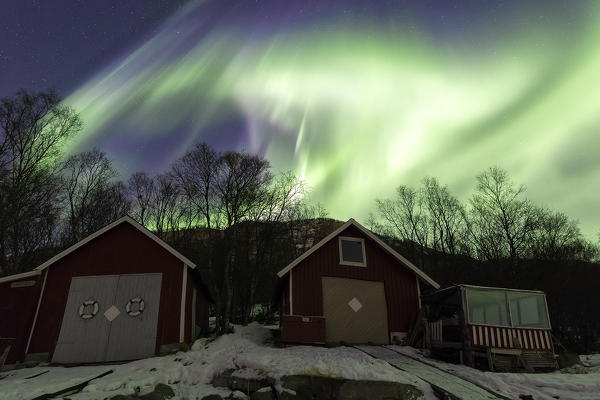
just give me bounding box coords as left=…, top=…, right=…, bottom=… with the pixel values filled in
left=180, top=263, right=188, bottom=343
left=289, top=270, right=293, bottom=315
left=25, top=269, right=48, bottom=354
left=34, top=215, right=196, bottom=271
left=0, top=270, right=41, bottom=284
left=277, top=218, right=439, bottom=289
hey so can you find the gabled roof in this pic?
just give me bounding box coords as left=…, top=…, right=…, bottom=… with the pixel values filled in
left=0, top=270, right=41, bottom=284
left=277, top=218, right=439, bottom=289
left=34, top=215, right=196, bottom=271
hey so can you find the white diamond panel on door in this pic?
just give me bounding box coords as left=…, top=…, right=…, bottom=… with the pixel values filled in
left=105, top=273, right=162, bottom=361
left=53, top=275, right=119, bottom=363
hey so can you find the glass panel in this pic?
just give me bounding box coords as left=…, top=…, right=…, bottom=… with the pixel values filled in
left=508, top=292, right=549, bottom=328
left=340, top=239, right=364, bottom=263
left=466, top=288, right=509, bottom=326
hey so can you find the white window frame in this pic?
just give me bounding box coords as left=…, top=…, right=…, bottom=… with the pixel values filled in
left=464, top=287, right=551, bottom=329
left=338, top=236, right=367, bottom=267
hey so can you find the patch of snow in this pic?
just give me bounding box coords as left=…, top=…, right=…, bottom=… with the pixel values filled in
left=0, top=365, right=112, bottom=400
left=580, top=354, right=600, bottom=368
left=0, top=324, right=433, bottom=399
left=389, top=345, right=600, bottom=400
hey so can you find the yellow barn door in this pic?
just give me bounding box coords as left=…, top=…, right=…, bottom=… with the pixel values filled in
left=321, top=277, right=389, bottom=344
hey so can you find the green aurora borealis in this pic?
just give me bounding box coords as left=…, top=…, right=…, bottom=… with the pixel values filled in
left=64, top=1, right=600, bottom=237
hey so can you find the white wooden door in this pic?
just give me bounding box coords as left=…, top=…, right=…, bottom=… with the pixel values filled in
left=53, top=275, right=119, bottom=363
left=53, top=273, right=163, bottom=363
left=105, top=274, right=162, bottom=361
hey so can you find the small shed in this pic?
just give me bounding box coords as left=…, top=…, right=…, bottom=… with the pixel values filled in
left=276, top=218, right=439, bottom=345
left=0, top=216, right=212, bottom=364
left=421, top=284, right=557, bottom=371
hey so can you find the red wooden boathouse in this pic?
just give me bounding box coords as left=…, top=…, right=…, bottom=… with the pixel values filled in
left=0, top=216, right=212, bottom=364
left=277, top=218, right=439, bottom=345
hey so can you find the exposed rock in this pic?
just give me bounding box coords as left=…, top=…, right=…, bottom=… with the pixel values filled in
left=250, top=386, right=274, bottom=400
left=211, top=369, right=272, bottom=393
left=280, top=375, right=342, bottom=399
left=211, top=370, right=422, bottom=400
left=109, top=383, right=175, bottom=400
left=279, top=374, right=422, bottom=400
left=201, top=395, right=225, bottom=400
left=139, top=383, right=176, bottom=400
left=557, top=351, right=582, bottom=369
left=339, top=379, right=422, bottom=400
left=228, top=391, right=249, bottom=399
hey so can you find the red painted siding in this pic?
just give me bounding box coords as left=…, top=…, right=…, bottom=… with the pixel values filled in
left=281, top=315, right=325, bottom=343
left=184, top=273, right=211, bottom=343
left=185, top=271, right=193, bottom=343
left=284, top=225, right=420, bottom=341
left=27, top=222, right=187, bottom=359
left=0, top=275, right=42, bottom=363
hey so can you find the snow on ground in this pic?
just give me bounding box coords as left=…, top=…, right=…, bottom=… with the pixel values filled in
left=4, top=323, right=595, bottom=400
left=580, top=354, right=600, bottom=368
left=0, top=365, right=112, bottom=399
left=0, top=324, right=432, bottom=400
left=390, top=346, right=600, bottom=400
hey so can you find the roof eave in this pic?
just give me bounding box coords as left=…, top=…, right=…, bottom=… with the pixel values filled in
left=0, top=270, right=41, bottom=284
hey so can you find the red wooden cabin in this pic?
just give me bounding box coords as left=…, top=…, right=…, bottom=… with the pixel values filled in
left=0, top=216, right=212, bottom=365
left=277, top=218, right=439, bottom=345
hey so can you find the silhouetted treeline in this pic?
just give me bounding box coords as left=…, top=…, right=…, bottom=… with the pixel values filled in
left=371, top=169, right=599, bottom=267
left=370, top=170, right=600, bottom=353
left=2, top=89, right=599, bottom=352
left=125, top=142, right=334, bottom=333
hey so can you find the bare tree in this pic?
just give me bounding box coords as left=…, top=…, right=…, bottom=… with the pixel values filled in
left=0, top=90, right=81, bottom=274
left=172, top=143, right=218, bottom=229
left=151, top=173, right=182, bottom=238
left=527, top=207, right=599, bottom=262
left=128, top=172, right=155, bottom=227
left=285, top=201, right=330, bottom=257
left=239, top=171, right=307, bottom=323
left=61, top=149, right=120, bottom=243
left=213, top=151, right=271, bottom=333
left=170, top=144, right=312, bottom=332
left=467, top=167, right=537, bottom=266
left=376, top=185, right=429, bottom=249
left=421, top=177, right=468, bottom=255
left=88, top=181, right=131, bottom=228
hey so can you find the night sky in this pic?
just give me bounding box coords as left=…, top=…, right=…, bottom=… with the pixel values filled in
left=1, top=1, right=599, bottom=237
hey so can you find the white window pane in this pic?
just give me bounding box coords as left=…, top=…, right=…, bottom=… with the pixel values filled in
left=508, top=292, right=549, bottom=328
left=466, top=288, right=509, bottom=326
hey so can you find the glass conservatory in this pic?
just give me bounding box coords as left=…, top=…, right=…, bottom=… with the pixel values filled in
left=420, top=284, right=557, bottom=372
